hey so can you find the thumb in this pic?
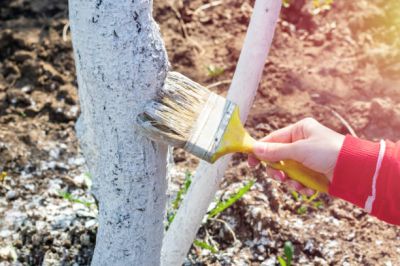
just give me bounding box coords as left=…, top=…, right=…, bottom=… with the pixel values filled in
left=253, top=141, right=298, bottom=162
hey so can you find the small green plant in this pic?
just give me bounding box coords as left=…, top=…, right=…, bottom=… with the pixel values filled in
left=312, top=0, right=334, bottom=9
left=206, top=65, right=224, bottom=78
left=166, top=175, right=254, bottom=254
left=312, top=0, right=334, bottom=14
left=283, top=0, right=334, bottom=13
left=192, top=180, right=254, bottom=255
left=58, top=191, right=92, bottom=208
left=282, top=0, right=291, bottom=8
left=172, top=171, right=192, bottom=210
left=296, top=205, right=308, bottom=215
left=291, top=191, right=324, bottom=215
left=208, top=180, right=255, bottom=219
left=166, top=170, right=192, bottom=228
left=291, top=190, right=300, bottom=201
left=193, top=239, right=218, bottom=254
left=0, top=172, right=7, bottom=182
left=278, top=241, right=294, bottom=266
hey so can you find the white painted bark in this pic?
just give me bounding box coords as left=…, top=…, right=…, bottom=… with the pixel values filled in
left=69, top=0, right=168, bottom=265
left=161, top=1, right=282, bottom=265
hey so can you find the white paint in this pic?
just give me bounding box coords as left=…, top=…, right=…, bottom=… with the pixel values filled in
left=161, top=1, right=282, bottom=265
left=69, top=0, right=168, bottom=265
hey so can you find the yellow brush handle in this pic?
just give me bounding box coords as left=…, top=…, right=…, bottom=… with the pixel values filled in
left=268, top=160, right=329, bottom=193
left=212, top=107, right=329, bottom=193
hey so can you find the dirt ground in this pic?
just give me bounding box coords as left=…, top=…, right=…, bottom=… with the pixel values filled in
left=1, top=0, right=400, bottom=265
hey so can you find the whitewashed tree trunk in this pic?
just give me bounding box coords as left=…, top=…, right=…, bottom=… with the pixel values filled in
left=69, top=0, right=168, bottom=265
left=161, top=1, right=282, bottom=265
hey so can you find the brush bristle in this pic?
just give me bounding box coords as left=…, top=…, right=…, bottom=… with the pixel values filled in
left=136, top=71, right=211, bottom=147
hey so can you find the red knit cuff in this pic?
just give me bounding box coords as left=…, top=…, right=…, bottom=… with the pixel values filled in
left=329, top=135, right=380, bottom=208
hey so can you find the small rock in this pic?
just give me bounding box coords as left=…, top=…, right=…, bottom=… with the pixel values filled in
left=49, top=148, right=61, bottom=159
left=58, top=84, right=78, bottom=105
left=47, top=178, right=63, bottom=196
left=257, top=245, right=266, bottom=253
left=304, top=239, right=315, bottom=253
left=80, top=233, right=91, bottom=246
left=261, top=256, right=277, bottom=266
left=13, top=50, right=34, bottom=63
left=31, top=234, right=43, bottom=246
left=309, top=33, right=325, bottom=46
left=13, top=239, right=22, bottom=248
left=6, top=89, right=31, bottom=107
left=35, top=221, right=48, bottom=231
left=84, top=219, right=97, bottom=229
left=23, top=183, right=36, bottom=192
left=6, top=190, right=18, bottom=200
left=51, top=215, right=74, bottom=230
left=0, top=246, right=17, bottom=262
left=68, top=157, right=85, bottom=166
left=73, top=174, right=85, bottom=187
left=0, top=230, right=12, bottom=238
left=21, top=85, right=33, bottom=93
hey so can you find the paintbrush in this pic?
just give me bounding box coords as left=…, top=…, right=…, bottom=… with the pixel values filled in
left=136, top=72, right=329, bottom=192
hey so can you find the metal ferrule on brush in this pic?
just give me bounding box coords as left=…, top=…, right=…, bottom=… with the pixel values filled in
left=184, top=92, right=236, bottom=162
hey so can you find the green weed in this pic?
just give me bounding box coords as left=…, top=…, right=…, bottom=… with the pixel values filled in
left=283, top=0, right=334, bottom=14
left=312, top=0, right=334, bottom=10
left=166, top=170, right=192, bottom=229
left=291, top=191, right=324, bottom=215
left=193, top=239, right=218, bottom=254
left=206, top=65, right=225, bottom=78
left=58, top=191, right=92, bottom=208
left=0, top=172, right=7, bottom=182
left=278, top=241, right=294, bottom=266
left=282, top=0, right=291, bottom=8
left=208, top=180, right=255, bottom=219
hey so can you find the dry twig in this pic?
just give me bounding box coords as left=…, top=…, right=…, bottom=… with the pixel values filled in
left=210, top=217, right=238, bottom=243
left=193, top=0, right=223, bottom=15
left=206, top=79, right=231, bottom=89
left=328, top=108, right=358, bottom=137
left=62, top=21, right=70, bottom=42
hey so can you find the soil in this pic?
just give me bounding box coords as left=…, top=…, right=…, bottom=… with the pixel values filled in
left=1, top=0, right=400, bottom=265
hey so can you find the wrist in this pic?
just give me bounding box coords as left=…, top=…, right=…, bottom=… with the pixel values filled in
left=326, top=134, right=346, bottom=181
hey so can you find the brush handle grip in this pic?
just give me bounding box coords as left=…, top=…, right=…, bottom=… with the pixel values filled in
left=269, top=160, right=329, bottom=193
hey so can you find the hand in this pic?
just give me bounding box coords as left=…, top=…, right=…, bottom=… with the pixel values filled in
left=248, top=118, right=345, bottom=196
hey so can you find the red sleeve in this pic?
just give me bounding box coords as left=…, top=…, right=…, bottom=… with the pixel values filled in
left=329, top=135, right=400, bottom=225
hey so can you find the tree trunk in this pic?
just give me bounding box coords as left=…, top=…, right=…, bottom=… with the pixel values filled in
left=161, top=1, right=282, bottom=265
left=69, top=0, right=168, bottom=265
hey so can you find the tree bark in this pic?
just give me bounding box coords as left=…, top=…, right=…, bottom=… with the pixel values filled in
left=161, top=1, right=282, bottom=265
left=69, top=0, right=168, bottom=265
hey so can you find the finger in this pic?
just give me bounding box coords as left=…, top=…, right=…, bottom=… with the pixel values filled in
left=286, top=179, right=304, bottom=191
left=258, top=118, right=318, bottom=144
left=299, top=187, right=315, bottom=197
left=258, top=123, right=297, bottom=143
left=253, top=141, right=300, bottom=162
left=266, top=168, right=287, bottom=182
left=247, top=154, right=260, bottom=168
